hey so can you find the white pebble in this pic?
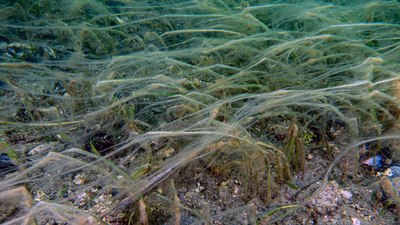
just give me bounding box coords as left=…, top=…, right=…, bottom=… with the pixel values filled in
left=340, top=190, right=353, bottom=199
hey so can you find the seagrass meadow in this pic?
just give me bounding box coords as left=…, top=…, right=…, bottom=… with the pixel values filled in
left=1, top=0, right=400, bottom=224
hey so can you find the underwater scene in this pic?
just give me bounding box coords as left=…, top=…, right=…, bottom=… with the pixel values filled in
left=1, top=0, right=400, bottom=224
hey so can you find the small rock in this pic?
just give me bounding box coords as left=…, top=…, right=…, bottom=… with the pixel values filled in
left=161, top=148, right=175, bottom=158
left=34, top=190, right=47, bottom=202
left=311, top=181, right=342, bottom=214
left=340, top=190, right=353, bottom=199
left=195, top=182, right=205, bottom=192
left=351, top=217, right=361, bottom=225
left=177, top=186, right=187, bottom=193
left=74, top=174, right=89, bottom=185
left=29, top=143, right=52, bottom=155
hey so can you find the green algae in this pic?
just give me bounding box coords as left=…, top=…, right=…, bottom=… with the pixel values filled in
left=0, top=0, right=400, bottom=224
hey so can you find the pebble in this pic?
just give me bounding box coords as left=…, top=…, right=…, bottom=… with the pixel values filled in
left=74, top=174, right=89, bottom=185
left=351, top=217, right=361, bottom=225
left=340, top=190, right=353, bottom=199
left=28, top=143, right=52, bottom=155
left=310, top=181, right=345, bottom=214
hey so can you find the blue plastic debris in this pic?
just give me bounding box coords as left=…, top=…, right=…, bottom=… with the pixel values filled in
left=0, top=153, right=17, bottom=176
left=362, top=155, right=385, bottom=169
left=382, top=166, right=400, bottom=178
left=0, top=80, right=10, bottom=90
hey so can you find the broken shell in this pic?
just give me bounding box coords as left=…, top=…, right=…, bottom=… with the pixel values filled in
left=29, top=144, right=52, bottom=155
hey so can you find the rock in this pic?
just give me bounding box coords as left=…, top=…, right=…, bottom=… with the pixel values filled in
left=351, top=217, right=361, bottom=225
left=340, top=190, right=353, bottom=200
left=74, top=174, right=89, bottom=185
left=28, top=143, right=52, bottom=155
left=311, top=181, right=343, bottom=214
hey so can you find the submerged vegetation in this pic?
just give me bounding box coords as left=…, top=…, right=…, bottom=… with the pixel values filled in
left=1, top=0, right=400, bottom=224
